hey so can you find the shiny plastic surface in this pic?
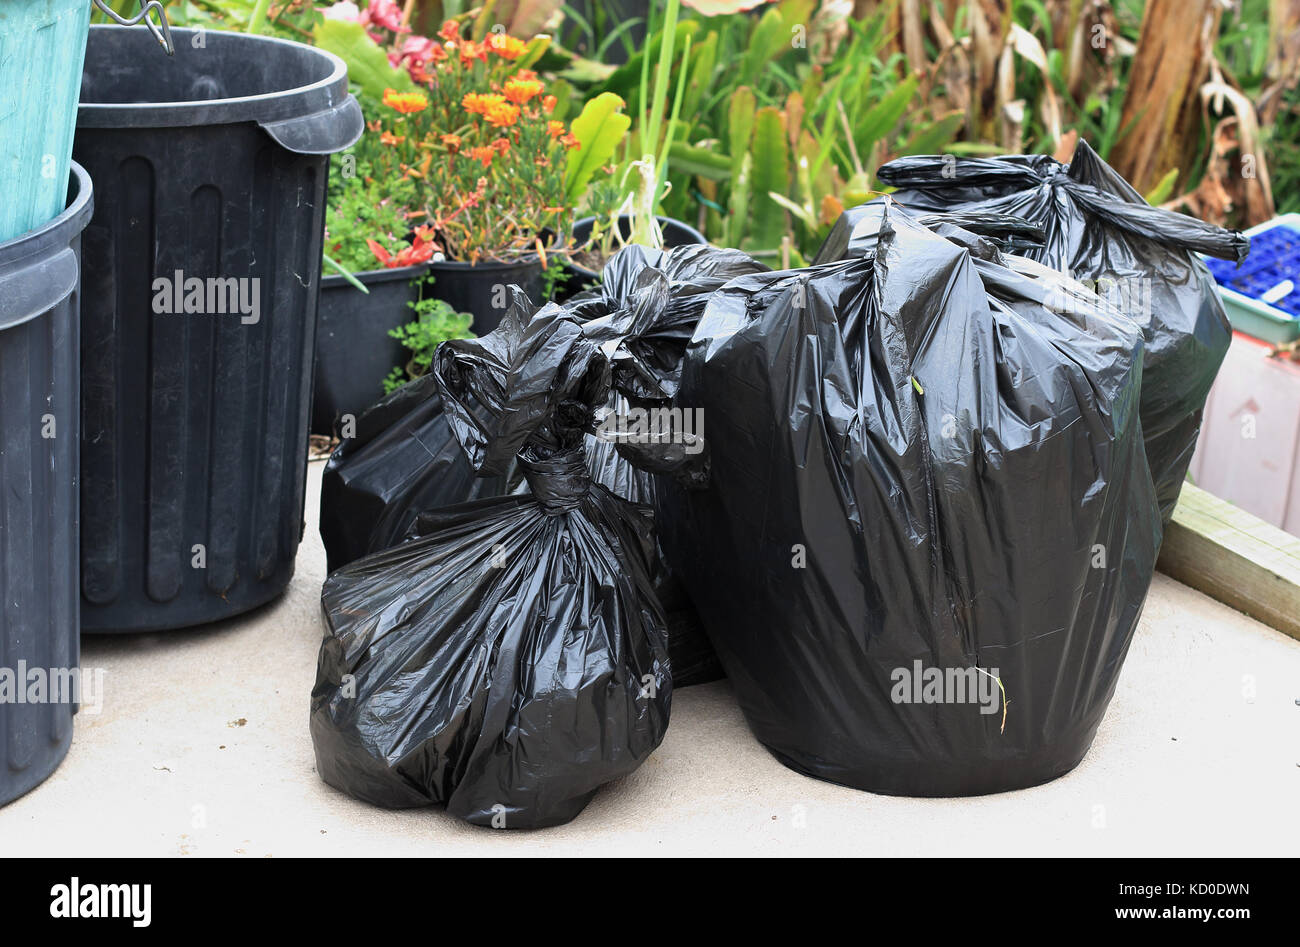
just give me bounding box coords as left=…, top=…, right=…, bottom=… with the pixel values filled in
left=876, top=140, right=1247, bottom=519
left=312, top=294, right=671, bottom=828
left=319, top=244, right=767, bottom=685
left=658, top=201, right=1162, bottom=796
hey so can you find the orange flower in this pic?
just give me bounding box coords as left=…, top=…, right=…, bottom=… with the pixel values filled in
left=503, top=76, right=544, bottom=105
left=438, top=20, right=460, bottom=42
left=491, top=137, right=510, bottom=156
left=440, top=133, right=461, bottom=153
left=379, top=131, right=405, bottom=146
left=482, top=100, right=520, bottom=127
left=542, top=94, right=557, bottom=114
left=371, top=224, right=441, bottom=269
left=428, top=43, right=447, bottom=62
left=547, top=120, right=565, bottom=138
left=457, top=39, right=488, bottom=66
left=462, top=92, right=506, bottom=115
left=486, top=33, right=527, bottom=60
left=560, top=133, right=580, bottom=149
left=382, top=88, right=428, bottom=114
left=468, top=145, right=496, bottom=167
left=514, top=69, right=539, bottom=81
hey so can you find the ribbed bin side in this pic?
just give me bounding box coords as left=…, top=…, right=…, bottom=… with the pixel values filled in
left=75, top=125, right=326, bottom=633
left=0, top=257, right=80, bottom=806
left=0, top=0, right=92, bottom=243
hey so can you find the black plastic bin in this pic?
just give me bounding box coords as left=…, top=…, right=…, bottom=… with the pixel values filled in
left=312, top=263, right=425, bottom=437
left=428, top=255, right=544, bottom=337
left=74, top=26, right=362, bottom=632
left=0, top=162, right=93, bottom=805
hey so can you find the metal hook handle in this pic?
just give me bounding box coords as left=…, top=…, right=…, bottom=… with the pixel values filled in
left=91, top=0, right=175, bottom=56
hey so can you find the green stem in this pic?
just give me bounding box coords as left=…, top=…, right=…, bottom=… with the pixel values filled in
left=323, top=254, right=370, bottom=293
left=643, top=0, right=680, bottom=162
left=654, top=32, right=691, bottom=210
left=247, top=0, right=272, bottom=34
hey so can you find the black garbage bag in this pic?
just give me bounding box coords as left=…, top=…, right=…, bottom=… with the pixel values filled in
left=656, top=200, right=1161, bottom=796
left=319, top=243, right=766, bottom=684
left=583, top=393, right=721, bottom=684
left=311, top=293, right=671, bottom=828
left=568, top=244, right=767, bottom=685
left=318, top=373, right=516, bottom=573
left=874, top=140, right=1248, bottom=520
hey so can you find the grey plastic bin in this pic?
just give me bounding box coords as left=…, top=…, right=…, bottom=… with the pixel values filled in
left=0, top=162, right=92, bottom=805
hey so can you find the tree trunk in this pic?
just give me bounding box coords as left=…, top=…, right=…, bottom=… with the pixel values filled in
left=1259, top=0, right=1300, bottom=123
left=1109, top=0, right=1221, bottom=194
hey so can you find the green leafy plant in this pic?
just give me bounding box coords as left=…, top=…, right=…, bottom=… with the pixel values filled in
left=314, top=16, right=420, bottom=102
left=383, top=293, right=475, bottom=393
left=323, top=167, right=420, bottom=274
left=558, top=2, right=645, bottom=64
left=569, top=0, right=962, bottom=261
left=151, top=0, right=326, bottom=39
left=564, top=92, right=633, bottom=206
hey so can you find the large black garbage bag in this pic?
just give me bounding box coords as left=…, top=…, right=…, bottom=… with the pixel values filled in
left=319, top=243, right=766, bottom=685
left=874, top=140, right=1248, bottom=520
left=311, top=294, right=671, bottom=828
left=657, top=200, right=1161, bottom=796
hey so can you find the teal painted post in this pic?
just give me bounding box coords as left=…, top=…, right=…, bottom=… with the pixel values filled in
left=0, top=0, right=93, bottom=243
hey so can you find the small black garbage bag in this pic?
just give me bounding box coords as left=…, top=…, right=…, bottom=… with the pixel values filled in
left=319, top=243, right=766, bottom=684
left=874, top=140, right=1248, bottom=520
left=318, top=373, right=516, bottom=573
left=657, top=200, right=1161, bottom=796
left=567, top=244, right=768, bottom=684
left=310, top=293, right=671, bottom=828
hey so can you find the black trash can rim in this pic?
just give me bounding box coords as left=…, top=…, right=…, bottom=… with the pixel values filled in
left=0, top=162, right=94, bottom=332
left=77, top=26, right=362, bottom=154
left=0, top=162, right=94, bottom=263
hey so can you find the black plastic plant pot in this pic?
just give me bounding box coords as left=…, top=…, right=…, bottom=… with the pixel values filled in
left=559, top=215, right=708, bottom=300
left=312, top=263, right=426, bottom=437
left=428, top=256, right=544, bottom=337
left=0, top=162, right=93, bottom=805
left=74, top=26, right=363, bottom=633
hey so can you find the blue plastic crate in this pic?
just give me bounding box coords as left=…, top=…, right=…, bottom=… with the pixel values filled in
left=1205, top=214, right=1300, bottom=343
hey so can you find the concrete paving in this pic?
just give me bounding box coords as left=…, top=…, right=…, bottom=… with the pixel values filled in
left=2, top=459, right=1297, bottom=857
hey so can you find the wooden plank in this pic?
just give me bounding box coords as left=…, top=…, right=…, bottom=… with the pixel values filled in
left=1157, top=483, right=1300, bottom=641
